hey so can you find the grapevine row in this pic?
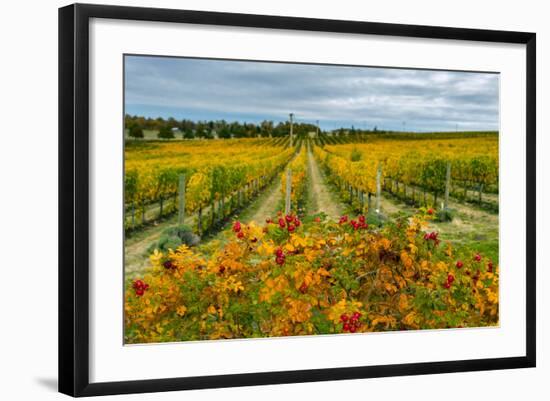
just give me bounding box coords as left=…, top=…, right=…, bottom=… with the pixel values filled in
left=315, top=135, right=499, bottom=212
left=280, top=146, right=308, bottom=214
left=125, top=139, right=293, bottom=233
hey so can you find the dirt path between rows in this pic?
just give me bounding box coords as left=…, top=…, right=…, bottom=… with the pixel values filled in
left=307, top=148, right=344, bottom=221
left=243, top=178, right=282, bottom=225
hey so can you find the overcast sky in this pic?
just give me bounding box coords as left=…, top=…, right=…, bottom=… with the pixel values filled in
left=124, top=55, right=499, bottom=132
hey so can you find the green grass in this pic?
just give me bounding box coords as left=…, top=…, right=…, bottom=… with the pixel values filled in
left=431, top=215, right=499, bottom=264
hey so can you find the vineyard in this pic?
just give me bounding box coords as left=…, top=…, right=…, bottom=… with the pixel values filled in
left=125, top=138, right=294, bottom=234
left=124, top=132, right=499, bottom=343
left=316, top=136, right=499, bottom=214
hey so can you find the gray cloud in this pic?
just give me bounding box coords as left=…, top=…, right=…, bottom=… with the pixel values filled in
left=124, top=55, right=499, bottom=132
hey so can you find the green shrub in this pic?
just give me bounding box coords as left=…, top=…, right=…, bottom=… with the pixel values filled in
left=436, top=208, right=454, bottom=222
left=148, top=225, right=199, bottom=253
left=367, top=211, right=385, bottom=227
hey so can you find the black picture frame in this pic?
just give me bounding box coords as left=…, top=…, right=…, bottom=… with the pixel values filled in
left=58, top=3, right=536, bottom=397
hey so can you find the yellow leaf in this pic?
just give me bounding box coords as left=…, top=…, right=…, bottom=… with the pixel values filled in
left=306, top=248, right=320, bottom=262
left=317, top=268, right=331, bottom=277
left=291, top=235, right=307, bottom=248
left=176, top=305, right=187, bottom=317
left=398, top=294, right=409, bottom=312
left=257, top=240, right=275, bottom=257
left=342, top=248, right=353, bottom=256
left=284, top=243, right=295, bottom=253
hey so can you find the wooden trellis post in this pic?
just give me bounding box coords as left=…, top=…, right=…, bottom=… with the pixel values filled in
left=178, top=174, right=185, bottom=225
left=285, top=168, right=292, bottom=215
left=289, top=113, right=294, bottom=148
left=376, top=165, right=382, bottom=216
left=198, top=207, right=202, bottom=236
left=444, top=162, right=451, bottom=210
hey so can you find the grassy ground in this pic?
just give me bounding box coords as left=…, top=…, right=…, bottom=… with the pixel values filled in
left=124, top=214, right=180, bottom=276
left=379, top=193, right=499, bottom=263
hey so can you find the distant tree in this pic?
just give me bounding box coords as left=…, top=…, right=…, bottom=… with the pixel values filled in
left=152, top=117, right=164, bottom=131
left=158, top=126, right=175, bottom=139
left=124, top=114, right=134, bottom=128
left=128, top=125, right=144, bottom=138
left=183, top=129, right=195, bottom=139
left=260, top=120, right=274, bottom=137
left=219, top=126, right=231, bottom=139
left=167, top=117, right=177, bottom=129
left=273, top=122, right=289, bottom=137
left=231, top=122, right=245, bottom=138
left=195, top=123, right=206, bottom=138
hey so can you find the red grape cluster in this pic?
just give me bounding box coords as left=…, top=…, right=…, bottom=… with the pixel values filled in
left=275, top=247, right=286, bottom=265
left=338, top=215, right=367, bottom=230
left=340, top=311, right=362, bottom=333
left=350, top=215, right=368, bottom=230
left=443, top=273, right=455, bottom=289
left=277, top=213, right=301, bottom=233
left=423, top=231, right=440, bottom=246
left=233, top=221, right=245, bottom=239
left=132, top=279, right=149, bottom=297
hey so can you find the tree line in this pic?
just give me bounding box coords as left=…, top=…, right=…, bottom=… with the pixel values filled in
left=125, top=114, right=498, bottom=141
left=125, top=115, right=320, bottom=139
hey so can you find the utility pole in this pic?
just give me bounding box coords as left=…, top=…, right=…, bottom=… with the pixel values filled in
left=289, top=113, right=294, bottom=148
left=316, top=120, right=320, bottom=137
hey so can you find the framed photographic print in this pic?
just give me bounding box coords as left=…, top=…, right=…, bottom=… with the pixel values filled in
left=58, top=3, right=536, bottom=397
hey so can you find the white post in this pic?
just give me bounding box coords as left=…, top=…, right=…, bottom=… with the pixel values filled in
left=178, top=174, right=186, bottom=225
left=285, top=168, right=292, bottom=215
